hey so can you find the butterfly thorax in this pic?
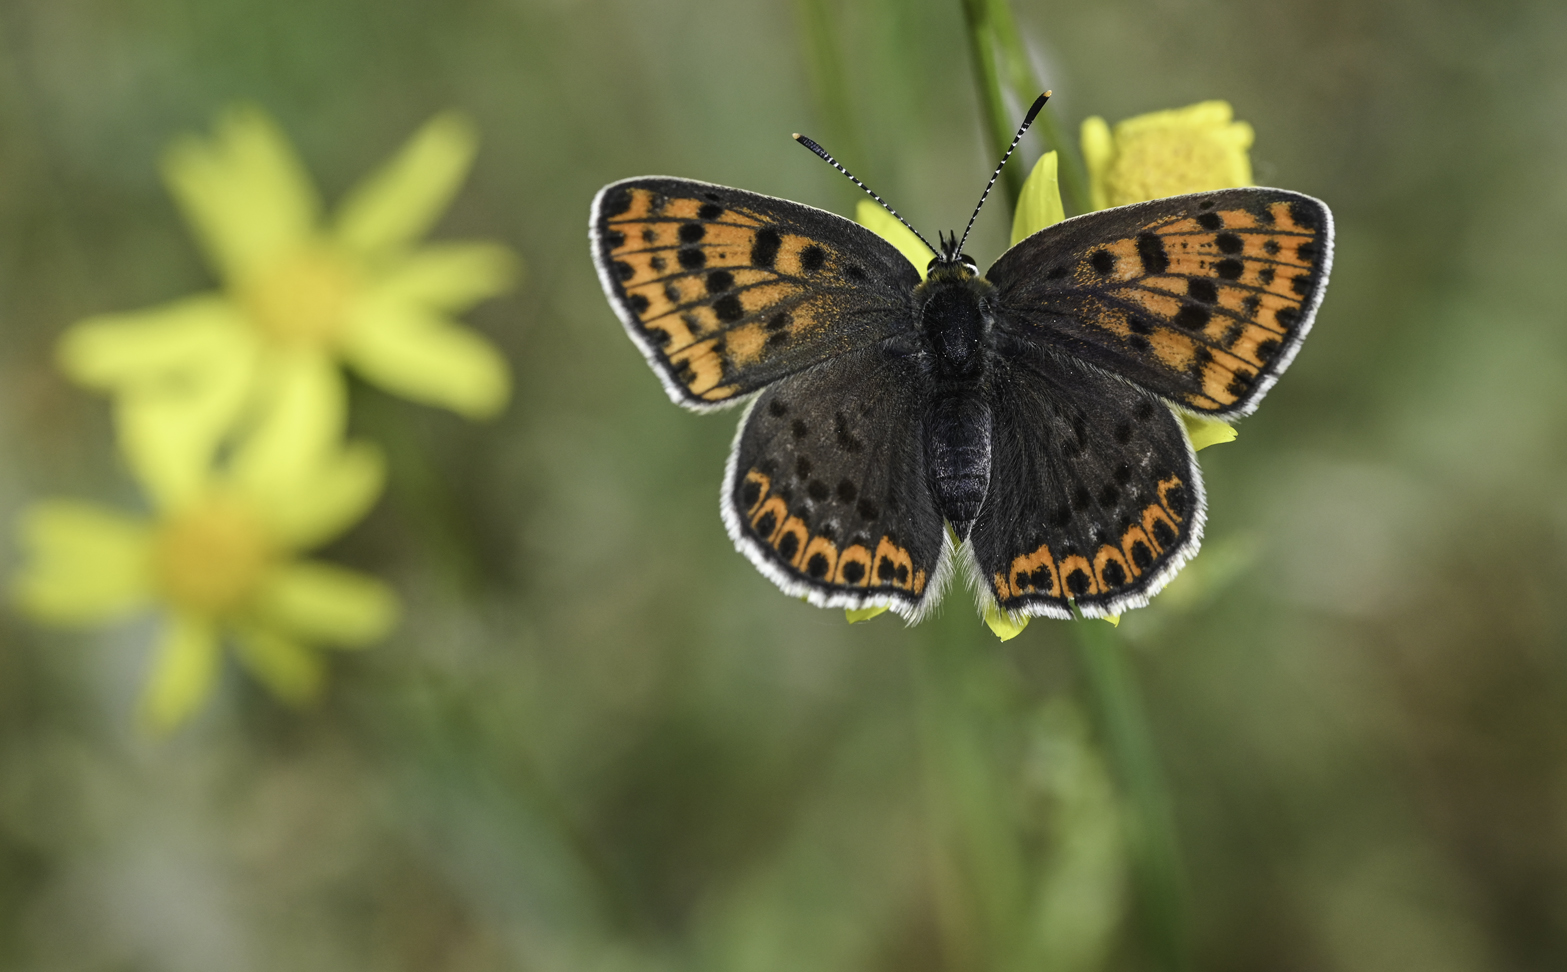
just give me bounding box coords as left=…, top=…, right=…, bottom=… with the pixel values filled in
left=917, top=263, right=993, bottom=380
left=916, top=263, right=994, bottom=540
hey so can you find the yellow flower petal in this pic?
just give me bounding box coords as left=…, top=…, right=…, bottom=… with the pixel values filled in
left=341, top=300, right=510, bottom=418
left=1079, top=116, right=1114, bottom=212
left=117, top=393, right=233, bottom=513
left=232, top=625, right=324, bottom=706
left=855, top=200, right=934, bottom=279
left=58, top=297, right=259, bottom=510
left=1102, top=614, right=1120, bottom=627
left=139, top=611, right=221, bottom=733
left=984, top=601, right=1029, bottom=641
left=255, top=561, right=398, bottom=647
left=1010, top=151, right=1066, bottom=246
left=12, top=501, right=153, bottom=624
left=162, top=105, right=321, bottom=283
left=334, top=111, right=478, bottom=255
left=845, top=605, right=889, bottom=624
left=1181, top=414, right=1238, bottom=451
left=262, top=440, right=386, bottom=549
left=57, top=295, right=252, bottom=393
left=1082, top=101, right=1255, bottom=210
left=230, top=351, right=348, bottom=503
left=370, top=242, right=520, bottom=312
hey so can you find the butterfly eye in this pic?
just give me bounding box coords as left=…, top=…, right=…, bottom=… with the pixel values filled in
left=926, top=257, right=941, bottom=273
left=960, top=254, right=978, bottom=273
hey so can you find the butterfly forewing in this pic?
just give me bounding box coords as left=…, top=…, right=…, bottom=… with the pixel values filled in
left=988, top=189, right=1332, bottom=418
left=725, top=343, right=949, bottom=618
left=591, top=177, right=921, bottom=410
left=971, top=340, right=1204, bottom=619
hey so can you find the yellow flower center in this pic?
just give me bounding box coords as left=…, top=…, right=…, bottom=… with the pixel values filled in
left=152, top=497, right=274, bottom=616
left=1102, top=129, right=1247, bottom=209
left=240, top=248, right=358, bottom=348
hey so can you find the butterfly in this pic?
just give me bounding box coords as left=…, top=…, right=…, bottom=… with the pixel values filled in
left=589, top=94, right=1332, bottom=621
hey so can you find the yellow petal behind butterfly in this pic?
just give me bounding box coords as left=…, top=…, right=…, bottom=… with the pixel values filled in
left=855, top=200, right=935, bottom=279
left=1081, top=101, right=1254, bottom=210
left=1010, top=151, right=1066, bottom=246
left=984, top=601, right=1030, bottom=641
left=1182, top=414, right=1238, bottom=451
left=845, top=604, right=890, bottom=624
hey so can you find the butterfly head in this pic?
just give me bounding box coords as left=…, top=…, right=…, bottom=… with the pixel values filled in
left=928, top=231, right=979, bottom=279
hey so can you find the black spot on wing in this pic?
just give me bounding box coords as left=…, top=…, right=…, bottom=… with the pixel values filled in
left=1187, top=278, right=1218, bottom=303
left=752, top=228, right=781, bottom=269
left=1136, top=233, right=1169, bottom=274
left=1174, top=303, right=1210, bottom=330
left=714, top=294, right=744, bottom=323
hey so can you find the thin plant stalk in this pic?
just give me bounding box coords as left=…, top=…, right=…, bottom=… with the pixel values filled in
left=983, top=0, right=1091, bottom=214
left=1072, top=619, right=1192, bottom=972
left=960, top=0, right=1025, bottom=211
left=914, top=608, right=1025, bottom=972
left=794, top=0, right=871, bottom=193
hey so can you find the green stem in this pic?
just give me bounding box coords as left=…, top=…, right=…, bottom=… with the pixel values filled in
left=959, top=0, right=1023, bottom=212
left=983, top=0, right=1092, bottom=214
left=914, top=610, right=1027, bottom=972
left=1071, top=620, right=1191, bottom=972
left=794, top=0, right=870, bottom=192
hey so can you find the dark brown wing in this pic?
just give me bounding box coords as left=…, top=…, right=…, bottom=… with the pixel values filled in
left=987, top=189, right=1333, bottom=418
left=970, top=338, right=1204, bottom=620
left=591, top=177, right=921, bottom=411
left=724, top=341, right=950, bottom=619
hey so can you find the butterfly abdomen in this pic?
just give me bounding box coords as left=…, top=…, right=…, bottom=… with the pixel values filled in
left=926, top=392, right=991, bottom=540
left=919, top=269, right=994, bottom=539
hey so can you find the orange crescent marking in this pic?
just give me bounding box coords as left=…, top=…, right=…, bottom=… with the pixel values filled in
left=834, top=545, right=874, bottom=587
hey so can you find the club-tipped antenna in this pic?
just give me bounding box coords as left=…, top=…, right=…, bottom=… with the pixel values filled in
left=793, top=133, right=937, bottom=257
left=955, top=90, right=1051, bottom=255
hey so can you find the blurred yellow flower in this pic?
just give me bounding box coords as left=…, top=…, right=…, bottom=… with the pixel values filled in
left=1080, top=101, right=1254, bottom=211
left=58, top=105, right=517, bottom=475
left=12, top=396, right=397, bottom=733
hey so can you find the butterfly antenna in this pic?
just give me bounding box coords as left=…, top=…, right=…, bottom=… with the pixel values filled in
left=955, top=91, right=1051, bottom=255
left=792, top=133, right=937, bottom=256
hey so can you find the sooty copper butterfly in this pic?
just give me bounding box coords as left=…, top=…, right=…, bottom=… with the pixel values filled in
left=590, top=93, right=1333, bottom=621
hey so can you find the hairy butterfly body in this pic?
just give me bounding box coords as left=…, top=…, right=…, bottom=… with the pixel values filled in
left=590, top=108, right=1332, bottom=621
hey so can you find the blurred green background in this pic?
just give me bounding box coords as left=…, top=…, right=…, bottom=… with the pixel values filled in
left=3, top=0, right=1567, bottom=969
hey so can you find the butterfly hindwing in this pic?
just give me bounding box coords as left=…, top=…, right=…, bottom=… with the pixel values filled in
left=591, top=177, right=921, bottom=410
left=988, top=189, right=1332, bottom=418
left=970, top=338, right=1204, bottom=619
left=724, top=341, right=949, bottom=618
